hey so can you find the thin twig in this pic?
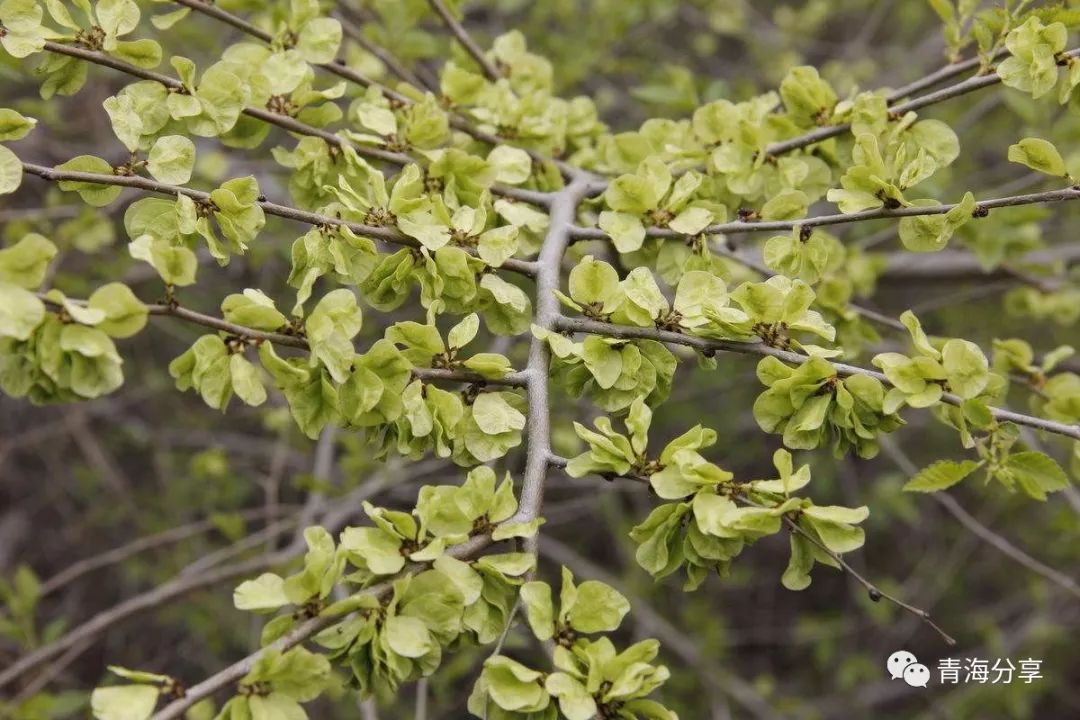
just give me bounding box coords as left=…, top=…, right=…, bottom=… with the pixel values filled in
left=0, top=475, right=396, bottom=691
left=170, top=0, right=579, bottom=179
left=881, top=439, right=1080, bottom=600
left=541, top=537, right=782, bottom=720
left=570, top=184, right=1080, bottom=241
left=5, top=638, right=95, bottom=709
left=426, top=0, right=502, bottom=81
left=763, top=48, right=1080, bottom=157
left=777, top=511, right=956, bottom=646
left=551, top=457, right=955, bottom=645
left=37, top=37, right=552, bottom=203
left=883, top=50, right=1005, bottom=102
left=0, top=552, right=289, bottom=689
left=20, top=162, right=540, bottom=278
left=414, top=678, right=429, bottom=720
left=337, top=12, right=437, bottom=92
left=38, top=292, right=530, bottom=388
left=40, top=506, right=292, bottom=596
left=553, top=315, right=1080, bottom=441
left=149, top=534, right=492, bottom=720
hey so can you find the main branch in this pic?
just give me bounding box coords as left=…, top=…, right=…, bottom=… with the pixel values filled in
left=425, top=0, right=503, bottom=82
left=512, top=177, right=593, bottom=533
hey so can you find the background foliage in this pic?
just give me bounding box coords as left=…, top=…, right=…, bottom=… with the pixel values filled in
left=1, top=1, right=1079, bottom=719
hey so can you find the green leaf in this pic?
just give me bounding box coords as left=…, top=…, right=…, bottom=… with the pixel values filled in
left=802, top=505, right=869, bottom=525
left=898, top=193, right=976, bottom=253
left=545, top=673, right=598, bottom=720
left=296, top=17, right=343, bottom=64
left=305, top=289, right=362, bottom=383
left=87, top=283, right=147, bottom=338
left=151, top=7, right=189, bottom=30
left=568, top=255, right=620, bottom=307
left=781, top=533, right=815, bottom=591
left=780, top=66, right=838, bottom=127
left=97, top=0, right=140, bottom=40
left=233, top=572, right=289, bottom=612
left=90, top=684, right=160, bottom=720
left=56, top=155, right=122, bottom=206
left=0, top=282, right=45, bottom=340
left=147, top=135, right=195, bottom=184
left=471, top=392, right=526, bottom=434
left=903, top=459, right=981, bottom=492
left=566, top=580, right=630, bottom=633
left=111, top=39, right=162, bottom=69
left=105, top=666, right=171, bottom=685
left=0, top=144, right=22, bottom=195
left=478, top=656, right=550, bottom=713
left=761, top=190, right=808, bottom=220
left=383, top=615, right=432, bottom=658
left=221, top=289, right=286, bottom=331
left=128, top=236, right=198, bottom=287
left=339, top=526, right=405, bottom=576
left=0, top=108, right=36, bottom=141
left=447, top=312, right=480, bottom=350
left=580, top=337, right=623, bottom=389
left=487, top=145, right=532, bottom=185
left=230, top=354, right=267, bottom=407
left=0, top=233, right=56, bottom=289
left=1003, top=451, right=1070, bottom=500
left=941, top=338, right=989, bottom=399
left=598, top=211, right=646, bottom=253
left=248, top=695, right=306, bottom=720
left=102, top=94, right=143, bottom=153
left=519, top=581, right=555, bottom=640
left=1007, top=137, right=1067, bottom=177
left=803, top=515, right=864, bottom=554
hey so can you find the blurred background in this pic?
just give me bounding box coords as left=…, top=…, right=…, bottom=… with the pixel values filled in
left=2, top=1, right=1079, bottom=718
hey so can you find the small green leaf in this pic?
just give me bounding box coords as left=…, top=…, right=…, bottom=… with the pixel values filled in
left=519, top=581, right=555, bottom=641
left=568, top=256, right=621, bottom=307
left=0, top=233, right=56, bottom=289
left=87, top=283, right=147, bottom=339
left=1003, top=451, right=1070, bottom=500
left=781, top=533, right=814, bottom=591
left=233, top=572, right=289, bottom=612
left=90, top=684, right=160, bottom=720
left=230, top=354, right=267, bottom=407
left=56, top=155, right=122, bottom=206
left=383, top=615, right=432, bottom=658
left=903, top=459, right=981, bottom=492
left=0, top=108, right=36, bottom=141
left=0, top=282, right=45, bottom=340
left=106, top=666, right=172, bottom=685
left=147, top=135, right=195, bottom=184
left=471, top=392, right=526, bottom=434
left=1007, top=137, right=1067, bottom=177
left=447, top=313, right=480, bottom=349
left=0, top=144, right=22, bottom=195
left=566, top=580, right=630, bottom=633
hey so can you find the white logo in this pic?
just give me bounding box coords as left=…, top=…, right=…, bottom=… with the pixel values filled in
left=887, top=650, right=928, bottom=687
left=903, top=662, right=931, bottom=688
